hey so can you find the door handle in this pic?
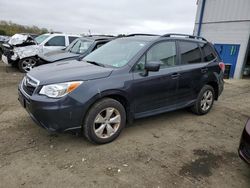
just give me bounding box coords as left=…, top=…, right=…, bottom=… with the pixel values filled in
left=201, top=67, right=208, bottom=73
left=171, top=73, right=180, bottom=79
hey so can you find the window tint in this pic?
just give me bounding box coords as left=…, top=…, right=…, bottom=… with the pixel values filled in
left=147, top=41, right=176, bottom=68
left=200, top=43, right=216, bottom=62
left=69, top=36, right=78, bottom=44
left=179, top=41, right=202, bottom=64
left=45, top=36, right=65, bottom=46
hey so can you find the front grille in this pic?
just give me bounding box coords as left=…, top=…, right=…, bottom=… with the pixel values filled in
left=22, top=76, right=39, bottom=96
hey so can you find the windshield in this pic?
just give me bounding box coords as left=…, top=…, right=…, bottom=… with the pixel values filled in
left=35, top=34, right=49, bottom=44
left=84, top=39, right=148, bottom=68
left=67, top=39, right=93, bottom=54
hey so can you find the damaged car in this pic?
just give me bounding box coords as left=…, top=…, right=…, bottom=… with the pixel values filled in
left=0, top=35, right=10, bottom=57
left=1, top=33, right=80, bottom=72
left=38, top=35, right=114, bottom=64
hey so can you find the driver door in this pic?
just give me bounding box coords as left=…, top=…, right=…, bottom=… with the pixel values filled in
left=131, top=41, right=181, bottom=117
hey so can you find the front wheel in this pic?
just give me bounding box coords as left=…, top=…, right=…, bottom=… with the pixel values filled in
left=191, top=85, right=215, bottom=115
left=83, top=98, right=126, bottom=144
left=18, top=57, right=37, bottom=73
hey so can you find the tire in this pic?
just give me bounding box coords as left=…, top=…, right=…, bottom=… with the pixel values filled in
left=191, top=85, right=215, bottom=115
left=18, top=57, right=37, bottom=73
left=83, top=98, right=126, bottom=144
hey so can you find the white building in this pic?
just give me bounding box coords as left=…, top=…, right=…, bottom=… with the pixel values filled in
left=194, top=0, right=250, bottom=79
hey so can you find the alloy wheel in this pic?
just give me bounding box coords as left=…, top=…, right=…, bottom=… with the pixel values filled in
left=21, top=58, right=36, bottom=72
left=201, top=90, right=213, bottom=111
left=93, top=107, right=121, bottom=139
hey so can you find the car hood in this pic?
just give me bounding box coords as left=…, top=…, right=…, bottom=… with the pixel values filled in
left=8, top=34, right=37, bottom=47
left=28, top=60, right=113, bottom=85
left=41, top=51, right=80, bottom=63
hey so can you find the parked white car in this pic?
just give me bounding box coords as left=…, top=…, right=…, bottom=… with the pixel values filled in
left=1, top=33, right=80, bottom=72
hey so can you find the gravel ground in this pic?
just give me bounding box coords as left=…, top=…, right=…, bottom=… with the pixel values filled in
left=0, top=62, right=250, bottom=188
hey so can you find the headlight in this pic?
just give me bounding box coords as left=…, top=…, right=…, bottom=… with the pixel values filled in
left=39, top=81, right=83, bottom=98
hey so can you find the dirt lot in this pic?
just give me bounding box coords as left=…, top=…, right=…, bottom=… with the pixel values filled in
left=0, top=62, right=250, bottom=188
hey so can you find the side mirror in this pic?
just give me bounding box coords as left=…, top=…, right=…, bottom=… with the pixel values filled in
left=141, top=61, right=161, bottom=76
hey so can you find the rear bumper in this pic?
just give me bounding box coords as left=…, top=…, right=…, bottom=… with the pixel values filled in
left=238, top=119, right=250, bottom=164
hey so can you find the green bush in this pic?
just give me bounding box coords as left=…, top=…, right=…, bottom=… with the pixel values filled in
left=0, top=20, right=49, bottom=36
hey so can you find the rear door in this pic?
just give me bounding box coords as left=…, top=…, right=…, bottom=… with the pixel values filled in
left=176, top=40, right=206, bottom=106
left=131, top=40, right=181, bottom=117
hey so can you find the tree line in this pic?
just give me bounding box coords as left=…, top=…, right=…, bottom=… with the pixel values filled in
left=0, top=20, right=49, bottom=36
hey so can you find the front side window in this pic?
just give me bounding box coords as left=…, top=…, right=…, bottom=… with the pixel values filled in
left=135, top=55, right=146, bottom=71
left=45, top=36, right=65, bottom=46
left=179, top=41, right=202, bottom=64
left=147, top=41, right=176, bottom=68
left=84, top=39, right=148, bottom=68
left=134, top=41, right=177, bottom=71
left=200, top=43, right=216, bottom=62
left=69, top=39, right=93, bottom=54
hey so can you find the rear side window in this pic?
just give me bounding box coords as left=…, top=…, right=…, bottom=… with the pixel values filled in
left=179, top=41, right=202, bottom=64
left=45, top=36, right=65, bottom=46
left=69, top=36, right=78, bottom=44
left=200, top=43, right=216, bottom=62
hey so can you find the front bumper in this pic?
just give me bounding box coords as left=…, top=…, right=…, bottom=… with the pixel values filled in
left=238, top=119, right=250, bottom=164
left=18, top=86, right=85, bottom=133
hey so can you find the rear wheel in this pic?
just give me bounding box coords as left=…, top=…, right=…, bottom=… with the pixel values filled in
left=191, top=85, right=215, bottom=115
left=18, top=57, right=37, bottom=73
left=83, top=98, right=126, bottom=144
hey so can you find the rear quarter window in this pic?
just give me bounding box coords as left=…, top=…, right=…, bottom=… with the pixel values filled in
left=200, top=43, right=216, bottom=62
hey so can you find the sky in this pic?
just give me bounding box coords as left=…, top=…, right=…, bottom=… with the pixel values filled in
left=0, top=0, right=198, bottom=35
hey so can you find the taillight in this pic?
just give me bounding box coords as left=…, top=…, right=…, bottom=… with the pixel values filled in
left=219, top=62, right=225, bottom=72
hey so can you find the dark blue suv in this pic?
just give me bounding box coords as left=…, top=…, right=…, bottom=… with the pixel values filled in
left=18, top=34, right=224, bottom=144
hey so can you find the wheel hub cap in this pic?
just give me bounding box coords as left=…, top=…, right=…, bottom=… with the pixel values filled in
left=93, top=107, right=121, bottom=139
left=201, top=90, right=213, bottom=111
left=22, top=58, right=36, bottom=72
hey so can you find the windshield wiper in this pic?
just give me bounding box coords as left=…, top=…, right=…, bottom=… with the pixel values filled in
left=85, top=60, right=105, bottom=67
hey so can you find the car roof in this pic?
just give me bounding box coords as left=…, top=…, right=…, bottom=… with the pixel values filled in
left=41, top=33, right=80, bottom=37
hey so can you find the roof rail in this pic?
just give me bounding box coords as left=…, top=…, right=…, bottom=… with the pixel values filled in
left=161, top=33, right=207, bottom=41
left=86, top=34, right=115, bottom=37
left=125, top=33, right=160, bottom=37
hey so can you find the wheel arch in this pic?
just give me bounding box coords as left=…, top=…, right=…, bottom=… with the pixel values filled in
left=83, top=90, right=133, bottom=126
left=206, top=81, right=219, bottom=100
